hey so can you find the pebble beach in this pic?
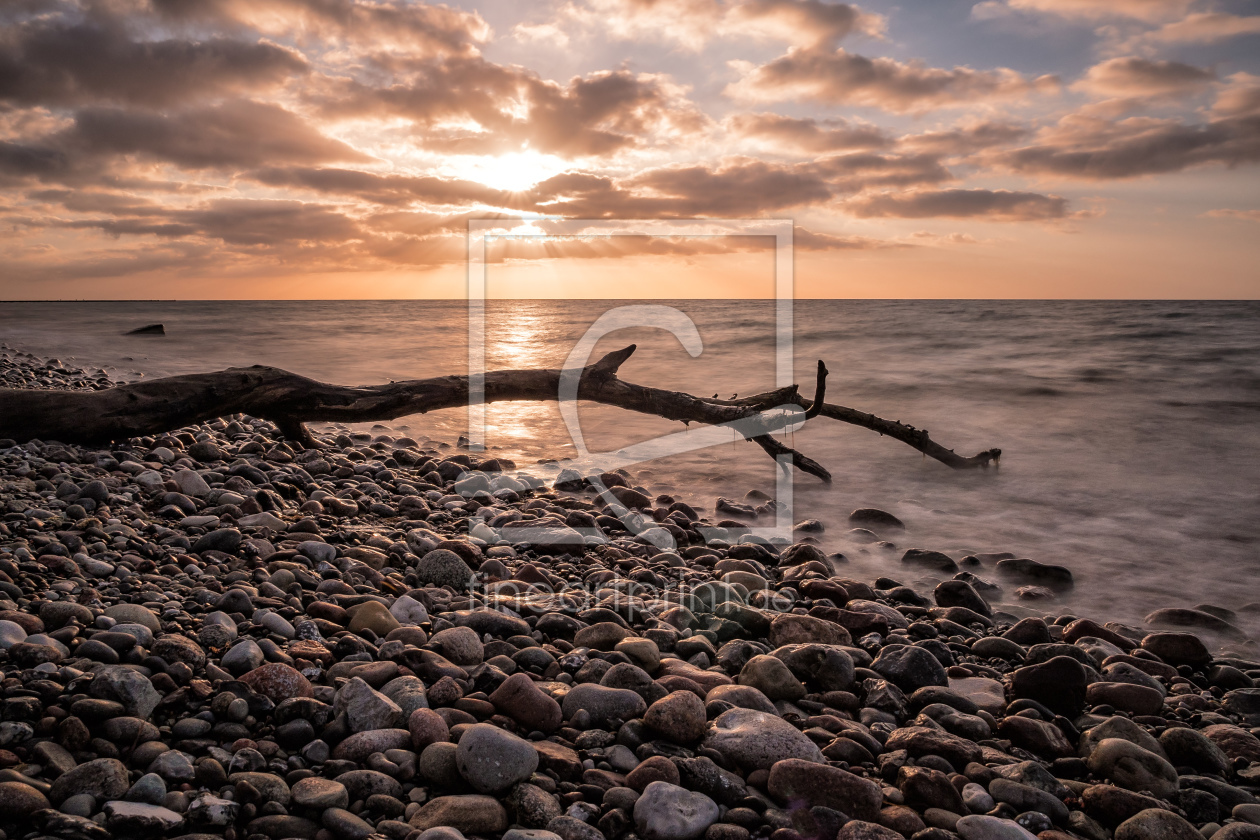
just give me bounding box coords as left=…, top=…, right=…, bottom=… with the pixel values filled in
left=2, top=346, right=1260, bottom=840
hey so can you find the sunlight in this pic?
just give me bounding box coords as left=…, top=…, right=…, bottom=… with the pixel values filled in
left=442, top=150, right=569, bottom=192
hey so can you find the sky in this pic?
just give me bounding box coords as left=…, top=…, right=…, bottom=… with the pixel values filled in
left=1, top=0, right=1258, bottom=299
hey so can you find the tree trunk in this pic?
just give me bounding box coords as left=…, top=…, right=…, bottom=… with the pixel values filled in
left=0, top=345, right=1000, bottom=481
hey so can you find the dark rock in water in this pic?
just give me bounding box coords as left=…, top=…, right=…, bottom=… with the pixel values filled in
left=934, top=580, right=991, bottom=617
left=1144, top=607, right=1243, bottom=637
left=126, top=323, right=165, bottom=335
left=995, top=558, right=1073, bottom=589
left=849, top=508, right=905, bottom=532
left=1140, top=631, right=1211, bottom=666
left=901, top=548, right=957, bottom=572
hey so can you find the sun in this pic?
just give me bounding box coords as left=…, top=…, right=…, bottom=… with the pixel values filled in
left=443, top=150, right=570, bottom=192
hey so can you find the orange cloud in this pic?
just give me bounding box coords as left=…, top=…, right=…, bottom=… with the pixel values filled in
left=726, top=112, right=891, bottom=153
left=846, top=188, right=1071, bottom=220
left=989, top=0, right=1193, bottom=22
left=994, top=81, right=1260, bottom=180
left=727, top=47, right=1058, bottom=112
left=1075, top=57, right=1215, bottom=97
left=1138, top=12, right=1260, bottom=44
left=151, top=0, right=490, bottom=55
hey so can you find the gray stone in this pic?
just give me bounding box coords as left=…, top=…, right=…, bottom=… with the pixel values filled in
left=336, top=677, right=403, bottom=732
left=1113, top=808, right=1202, bottom=840
left=50, top=758, right=130, bottom=804
left=292, top=777, right=350, bottom=809
left=562, top=683, right=647, bottom=727
left=125, top=773, right=167, bottom=805
left=222, top=639, right=265, bottom=674
left=455, top=723, right=539, bottom=793
left=414, top=549, right=472, bottom=591
left=1086, top=738, right=1179, bottom=798
left=104, top=801, right=185, bottom=833
left=89, top=665, right=161, bottom=718
left=703, top=707, right=824, bottom=771
left=872, top=644, right=948, bottom=692
left=633, top=782, right=719, bottom=840
left=955, top=815, right=1038, bottom=839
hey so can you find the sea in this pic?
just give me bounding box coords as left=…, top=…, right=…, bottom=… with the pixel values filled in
left=2, top=299, right=1258, bottom=634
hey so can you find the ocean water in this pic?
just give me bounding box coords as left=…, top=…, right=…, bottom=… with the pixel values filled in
left=3, top=299, right=1259, bottom=635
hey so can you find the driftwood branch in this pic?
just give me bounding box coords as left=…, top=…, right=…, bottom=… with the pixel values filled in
left=0, top=345, right=999, bottom=478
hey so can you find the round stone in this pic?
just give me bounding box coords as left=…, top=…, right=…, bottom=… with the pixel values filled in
left=633, top=782, right=720, bottom=840
left=455, top=723, right=539, bottom=793
left=703, top=708, right=825, bottom=771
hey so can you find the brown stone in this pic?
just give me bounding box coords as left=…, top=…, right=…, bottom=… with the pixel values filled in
left=644, top=690, right=707, bottom=743
left=768, top=614, right=851, bottom=647
left=489, top=672, right=562, bottom=733
left=409, top=795, right=508, bottom=834
left=627, top=755, right=681, bottom=792
left=883, top=726, right=983, bottom=767
left=407, top=708, right=450, bottom=751
left=767, top=758, right=882, bottom=821
left=240, top=663, right=313, bottom=703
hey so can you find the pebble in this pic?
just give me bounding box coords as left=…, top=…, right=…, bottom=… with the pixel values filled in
left=455, top=723, right=540, bottom=793
left=633, top=782, right=719, bottom=840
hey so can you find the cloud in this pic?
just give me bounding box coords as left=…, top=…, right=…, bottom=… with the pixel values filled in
left=150, top=0, right=491, bottom=55
left=726, top=112, right=890, bottom=152
left=1213, top=73, right=1260, bottom=118
left=0, top=18, right=308, bottom=108
left=994, top=81, right=1260, bottom=180
left=1075, top=57, right=1215, bottom=97
left=248, top=166, right=515, bottom=208
left=66, top=100, right=370, bottom=170
left=1204, top=208, right=1260, bottom=222
left=41, top=197, right=366, bottom=246
left=898, top=120, right=1030, bottom=155
left=846, top=188, right=1071, bottom=220
left=794, top=227, right=908, bottom=250
left=316, top=60, right=708, bottom=158
left=726, top=47, right=1058, bottom=112
left=528, top=0, right=883, bottom=52
left=979, top=0, right=1194, bottom=22
left=725, top=0, right=885, bottom=48
left=1137, top=13, right=1260, bottom=44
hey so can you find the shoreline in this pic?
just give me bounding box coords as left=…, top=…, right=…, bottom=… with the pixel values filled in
left=0, top=349, right=1258, bottom=840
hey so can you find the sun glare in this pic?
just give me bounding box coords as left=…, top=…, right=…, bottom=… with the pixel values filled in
left=444, top=150, right=569, bottom=192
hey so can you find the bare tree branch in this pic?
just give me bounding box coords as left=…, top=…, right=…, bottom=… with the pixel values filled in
left=0, top=345, right=999, bottom=477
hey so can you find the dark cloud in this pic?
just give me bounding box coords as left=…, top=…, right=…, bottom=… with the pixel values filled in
left=28, top=188, right=164, bottom=215
left=66, top=100, right=369, bottom=170
left=727, top=46, right=1058, bottom=112
left=846, top=188, right=1070, bottom=220
left=0, top=140, right=68, bottom=184
left=898, top=121, right=1031, bottom=155
left=0, top=18, right=307, bottom=107
left=43, top=197, right=365, bottom=245
left=248, top=166, right=515, bottom=208
left=150, top=0, right=489, bottom=55
left=1076, top=57, right=1215, bottom=97
left=809, top=152, right=953, bottom=191
left=727, top=112, right=891, bottom=152
left=995, top=108, right=1260, bottom=179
